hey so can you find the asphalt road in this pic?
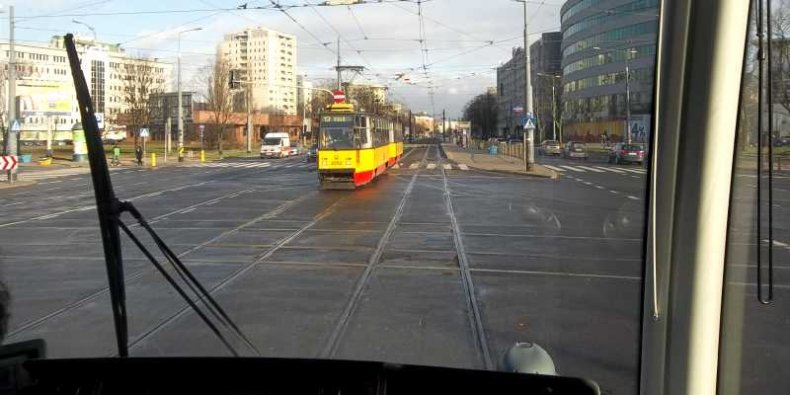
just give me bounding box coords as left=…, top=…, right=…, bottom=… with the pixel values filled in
left=0, top=145, right=787, bottom=394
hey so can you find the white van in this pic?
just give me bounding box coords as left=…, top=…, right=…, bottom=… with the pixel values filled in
left=260, top=132, right=291, bottom=158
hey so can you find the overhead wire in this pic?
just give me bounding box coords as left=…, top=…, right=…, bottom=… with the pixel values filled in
left=347, top=5, right=369, bottom=40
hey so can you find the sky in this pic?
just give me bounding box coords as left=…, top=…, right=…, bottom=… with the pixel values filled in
left=3, top=0, right=564, bottom=118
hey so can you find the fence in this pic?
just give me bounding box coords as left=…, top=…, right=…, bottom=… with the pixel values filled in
left=469, top=138, right=526, bottom=160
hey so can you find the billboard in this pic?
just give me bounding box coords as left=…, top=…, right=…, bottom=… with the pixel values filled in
left=17, top=83, right=75, bottom=116
left=628, top=114, right=651, bottom=144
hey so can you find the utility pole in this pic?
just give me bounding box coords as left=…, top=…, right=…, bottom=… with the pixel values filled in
left=165, top=116, right=171, bottom=162
left=442, top=110, right=446, bottom=142
left=334, top=38, right=365, bottom=94
left=6, top=5, right=17, bottom=182
left=337, top=38, right=341, bottom=90
left=625, top=54, right=632, bottom=144
left=551, top=81, right=557, bottom=141
left=178, top=27, right=202, bottom=162
left=520, top=0, right=535, bottom=171
left=246, top=72, right=252, bottom=154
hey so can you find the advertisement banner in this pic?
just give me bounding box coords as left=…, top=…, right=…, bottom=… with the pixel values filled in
left=18, top=83, right=75, bottom=116
left=628, top=114, right=652, bottom=144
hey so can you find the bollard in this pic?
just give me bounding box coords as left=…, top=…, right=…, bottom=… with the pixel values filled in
left=200, top=150, right=205, bottom=163
left=151, top=152, right=157, bottom=167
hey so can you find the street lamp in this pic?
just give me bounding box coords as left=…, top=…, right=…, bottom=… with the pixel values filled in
left=177, top=27, right=202, bottom=162
left=512, top=0, right=534, bottom=171
left=592, top=46, right=638, bottom=143
left=537, top=72, right=561, bottom=142
left=72, top=19, right=97, bottom=45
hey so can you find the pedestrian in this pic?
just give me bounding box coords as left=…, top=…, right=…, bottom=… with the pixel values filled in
left=135, top=145, right=143, bottom=166
left=112, top=144, right=121, bottom=166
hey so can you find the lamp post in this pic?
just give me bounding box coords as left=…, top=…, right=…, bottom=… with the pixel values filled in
left=178, top=27, right=202, bottom=162
left=537, top=72, right=561, bottom=142
left=593, top=46, right=638, bottom=143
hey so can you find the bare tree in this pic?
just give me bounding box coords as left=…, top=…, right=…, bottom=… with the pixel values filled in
left=463, top=91, right=498, bottom=138
left=202, top=59, right=235, bottom=156
left=120, top=59, right=164, bottom=147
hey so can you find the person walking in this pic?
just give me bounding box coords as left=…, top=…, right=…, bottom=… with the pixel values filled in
left=112, top=144, right=121, bottom=166
left=135, top=145, right=143, bottom=166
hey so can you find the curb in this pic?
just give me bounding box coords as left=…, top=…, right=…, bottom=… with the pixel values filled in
left=464, top=165, right=560, bottom=179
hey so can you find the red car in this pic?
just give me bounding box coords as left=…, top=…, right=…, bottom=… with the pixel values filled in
left=608, top=143, right=646, bottom=165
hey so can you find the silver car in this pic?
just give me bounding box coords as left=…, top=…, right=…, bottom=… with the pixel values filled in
left=563, top=141, right=589, bottom=159
left=539, top=140, right=561, bottom=156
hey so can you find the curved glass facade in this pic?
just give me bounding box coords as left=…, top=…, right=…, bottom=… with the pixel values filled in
left=559, top=0, right=659, bottom=141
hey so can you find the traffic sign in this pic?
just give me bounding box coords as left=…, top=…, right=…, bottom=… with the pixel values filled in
left=139, top=128, right=149, bottom=138
left=523, top=118, right=536, bottom=130
left=95, top=113, right=105, bottom=129
left=10, top=120, right=20, bottom=133
left=199, top=124, right=206, bottom=132
left=1, top=155, right=18, bottom=171
left=512, top=106, right=524, bottom=114
left=332, top=90, right=346, bottom=103
left=523, top=112, right=536, bottom=130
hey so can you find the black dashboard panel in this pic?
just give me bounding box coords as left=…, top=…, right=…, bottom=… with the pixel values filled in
left=19, top=357, right=600, bottom=395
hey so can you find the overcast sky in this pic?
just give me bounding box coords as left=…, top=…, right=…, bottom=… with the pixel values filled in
left=5, top=0, right=564, bottom=117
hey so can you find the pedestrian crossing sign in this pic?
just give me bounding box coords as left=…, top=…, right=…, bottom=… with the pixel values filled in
left=523, top=118, right=536, bottom=130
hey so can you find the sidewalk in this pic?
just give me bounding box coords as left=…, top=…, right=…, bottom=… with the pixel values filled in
left=442, top=144, right=559, bottom=179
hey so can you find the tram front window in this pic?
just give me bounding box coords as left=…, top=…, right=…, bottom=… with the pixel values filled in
left=320, top=127, right=354, bottom=149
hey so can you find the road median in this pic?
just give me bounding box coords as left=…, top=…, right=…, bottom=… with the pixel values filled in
left=441, top=144, right=560, bottom=179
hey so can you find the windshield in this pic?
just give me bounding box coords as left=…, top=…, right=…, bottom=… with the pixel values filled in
left=263, top=138, right=282, bottom=146
left=0, top=1, right=784, bottom=394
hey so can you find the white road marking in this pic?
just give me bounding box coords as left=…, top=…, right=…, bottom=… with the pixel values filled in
left=578, top=166, right=605, bottom=173
left=409, top=163, right=419, bottom=169
left=458, top=164, right=469, bottom=170
left=583, top=181, right=593, bottom=186
left=610, top=190, right=620, bottom=194
left=627, top=195, right=640, bottom=200
left=543, top=165, right=564, bottom=172
left=622, top=168, right=646, bottom=174
left=443, top=164, right=452, bottom=170
left=427, top=163, right=436, bottom=169
left=180, top=208, right=196, bottom=214
left=595, top=166, right=625, bottom=174
left=560, top=165, right=584, bottom=172
left=595, top=185, right=605, bottom=189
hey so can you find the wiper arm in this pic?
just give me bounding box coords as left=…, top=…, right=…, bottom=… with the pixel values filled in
left=64, top=34, right=258, bottom=357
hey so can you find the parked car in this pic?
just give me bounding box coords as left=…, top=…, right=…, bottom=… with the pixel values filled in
left=306, top=144, right=318, bottom=162
left=608, top=143, right=646, bottom=165
left=539, top=140, right=561, bottom=156
left=563, top=141, right=589, bottom=159
left=288, top=143, right=299, bottom=156
left=775, top=136, right=790, bottom=146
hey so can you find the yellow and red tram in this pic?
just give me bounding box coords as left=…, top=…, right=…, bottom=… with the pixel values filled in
left=317, top=102, right=404, bottom=189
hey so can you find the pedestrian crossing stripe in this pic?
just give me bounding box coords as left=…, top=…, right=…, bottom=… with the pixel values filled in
left=426, top=163, right=436, bottom=169
left=543, top=164, right=646, bottom=175
left=577, top=166, right=605, bottom=173
left=443, top=164, right=452, bottom=170
left=17, top=167, right=129, bottom=182
left=458, top=164, right=469, bottom=170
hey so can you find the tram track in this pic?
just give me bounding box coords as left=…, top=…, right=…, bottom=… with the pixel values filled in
left=320, top=145, right=433, bottom=358
left=5, top=166, right=317, bottom=339
left=438, top=144, right=494, bottom=370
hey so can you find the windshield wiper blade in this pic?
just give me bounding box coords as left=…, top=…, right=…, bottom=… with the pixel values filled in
left=64, top=33, right=258, bottom=357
